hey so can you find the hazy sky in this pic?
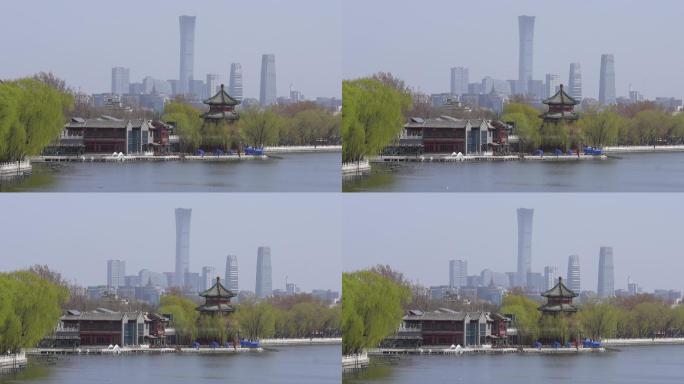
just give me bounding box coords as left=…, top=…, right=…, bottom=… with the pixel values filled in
left=0, top=0, right=341, bottom=98
left=343, top=194, right=683, bottom=293
left=343, top=0, right=684, bottom=99
left=0, top=194, right=341, bottom=292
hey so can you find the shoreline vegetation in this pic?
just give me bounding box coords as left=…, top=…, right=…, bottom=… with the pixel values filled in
left=0, top=72, right=340, bottom=165
left=0, top=266, right=340, bottom=370
left=341, top=72, right=684, bottom=169
left=342, top=266, right=684, bottom=368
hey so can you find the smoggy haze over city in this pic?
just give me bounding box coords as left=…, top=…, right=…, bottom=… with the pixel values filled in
left=343, top=0, right=684, bottom=99
left=0, top=0, right=341, bottom=98
left=343, top=194, right=683, bottom=292
left=0, top=194, right=341, bottom=291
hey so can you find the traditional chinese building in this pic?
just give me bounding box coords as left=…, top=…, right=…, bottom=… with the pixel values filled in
left=401, top=117, right=494, bottom=154
left=538, top=277, right=579, bottom=315
left=201, top=84, right=240, bottom=123
left=540, top=84, right=579, bottom=124
left=196, top=276, right=236, bottom=315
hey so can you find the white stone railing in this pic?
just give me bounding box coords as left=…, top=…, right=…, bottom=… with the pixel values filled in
left=0, top=352, right=27, bottom=368
left=0, top=159, right=31, bottom=174
left=603, top=145, right=684, bottom=153
left=260, top=337, right=341, bottom=346
left=602, top=337, right=684, bottom=346
left=341, top=159, right=370, bottom=174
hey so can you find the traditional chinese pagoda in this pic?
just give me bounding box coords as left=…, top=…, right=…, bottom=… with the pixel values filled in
left=201, top=84, right=240, bottom=123
left=538, top=277, right=578, bottom=314
left=196, top=276, right=236, bottom=315
left=540, top=84, right=579, bottom=123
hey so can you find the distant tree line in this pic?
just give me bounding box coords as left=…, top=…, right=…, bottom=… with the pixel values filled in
left=502, top=101, right=684, bottom=152
left=500, top=293, right=684, bottom=345
left=0, top=74, right=73, bottom=162
left=162, top=100, right=340, bottom=153
left=158, top=293, right=340, bottom=345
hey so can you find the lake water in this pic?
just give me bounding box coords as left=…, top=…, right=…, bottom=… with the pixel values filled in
left=0, top=345, right=340, bottom=384
left=0, top=152, right=340, bottom=192
left=343, top=152, right=684, bottom=192
left=343, top=345, right=684, bottom=384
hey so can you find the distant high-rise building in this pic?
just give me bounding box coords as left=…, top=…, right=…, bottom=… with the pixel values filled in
left=544, top=74, right=560, bottom=99
left=174, top=208, right=192, bottom=288
left=225, top=255, right=239, bottom=292
left=201, top=266, right=217, bottom=291
left=599, top=54, right=616, bottom=105
left=259, top=54, right=277, bottom=106
left=255, top=246, right=272, bottom=298
left=450, top=67, right=469, bottom=96
left=107, top=260, right=126, bottom=292
left=568, top=63, right=582, bottom=103
left=449, top=260, right=468, bottom=288
left=516, top=208, right=534, bottom=287
left=518, top=15, right=535, bottom=94
left=481, top=76, right=494, bottom=94
left=178, top=15, right=196, bottom=95
left=111, top=67, right=130, bottom=95
left=597, top=246, right=615, bottom=299
left=206, top=74, right=220, bottom=97
left=543, top=266, right=558, bottom=291
left=229, top=63, right=243, bottom=101
left=567, top=255, right=581, bottom=293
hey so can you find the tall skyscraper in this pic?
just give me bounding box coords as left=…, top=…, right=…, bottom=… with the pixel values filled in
left=597, top=246, right=615, bottom=299
left=206, top=74, right=220, bottom=97
left=567, top=255, right=581, bottom=293
left=201, top=266, right=217, bottom=291
left=178, top=15, right=196, bottom=96
left=599, top=54, right=616, bottom=105
left=568, top=63, right=582, bottom=103
left=111, top=67, right=130, bottom=95
left=255, top=246, right=272, bottom=298
left=543, top=266, right=558, bottom=291
left=229, top=63, right=243, bottom=102
left=107, top=260, right=126, bottom=292
left=225, top=254, right=239, bottom=292
left=450, top=67, right=469, bottom=96
left=448, top=260, right=467, bottom=288
left=259, top=54, right=277, bottom=106
left=544, top=73, right=560, bottom=99
left=516, top=208, right=534, bottom=287
left=174, top=208, right=192, bottom=288
left=518, top=15, right=535, bottom=95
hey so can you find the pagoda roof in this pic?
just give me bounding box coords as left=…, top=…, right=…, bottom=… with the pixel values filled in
left=541, top=277, right=578, bottom=298
left=203, top=84, right=240, bottom=106
left=199, top=276, right=236, bottom=299
left=543, top=84, right=579, bottom=106
left=538, top=303, right=579, bottom=312
left=196, top=303, right=235, bottom=313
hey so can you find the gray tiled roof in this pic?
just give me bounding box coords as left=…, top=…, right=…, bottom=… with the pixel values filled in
left=405, top=116, right=470, bottom=129
left=65, top=118, right=130, bottom=129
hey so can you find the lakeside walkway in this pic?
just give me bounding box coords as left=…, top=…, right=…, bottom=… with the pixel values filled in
left=263, top=145, right=341, bottom=153
left=369, top=153, right=608, bottom=163
left=602, top=337, right=684, bottom=346
left=367, top=345, right=605, bottom=356
left=603, top=145, right=684, bottom=153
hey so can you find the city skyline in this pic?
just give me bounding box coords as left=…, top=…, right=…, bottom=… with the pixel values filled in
left=0, top=194, right=341, bottom=292
left=342, top=194, right=684, bottom=292
left=0, top=0, right=341, bottom=98
left=343, top=0, right=684, bottom=99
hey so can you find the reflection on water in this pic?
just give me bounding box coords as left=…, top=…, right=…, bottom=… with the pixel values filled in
left=0, top=152, right=340, bottom=192
left=343, top=152, right=684, bottom=192
left=1, top=345, right=340, bottom=384
left=344, top=346, right=684, bottom=384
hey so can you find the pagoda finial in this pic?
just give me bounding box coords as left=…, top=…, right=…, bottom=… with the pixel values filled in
left=216, top=276, right=221, bottom=283
left=220, top=84, right=225, bottom=90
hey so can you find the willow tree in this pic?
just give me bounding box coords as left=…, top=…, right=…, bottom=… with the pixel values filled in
left=342, top=270, right=412, bottom=355
left=578, top=108, right=621, bottom=147
left=577, top=302, right=619, bottom=339
left=0, top=271, right=69, bottom=353
left=239, top=107, right=281, bottom=147
left=501, top=103, right=542, bottom=152
left=234, top=301, right=275, bottom=339
left=342, top=78, right=412, bottom=163
left=0, top=78, right=73, bottom=162
left=162, top=101, right=202, bottom=152
left=499, top=294, right=541, bottom=345
left=159, top=294, right=199, bottom=345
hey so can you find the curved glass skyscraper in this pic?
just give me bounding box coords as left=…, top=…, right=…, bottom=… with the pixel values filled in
left=178, top=15, right=196, bottom=95
left=516, top=208, right=534, bottom=287
left=518, top=15, right=535, bottom=95
left=174, top=208, right=192, bottom=288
